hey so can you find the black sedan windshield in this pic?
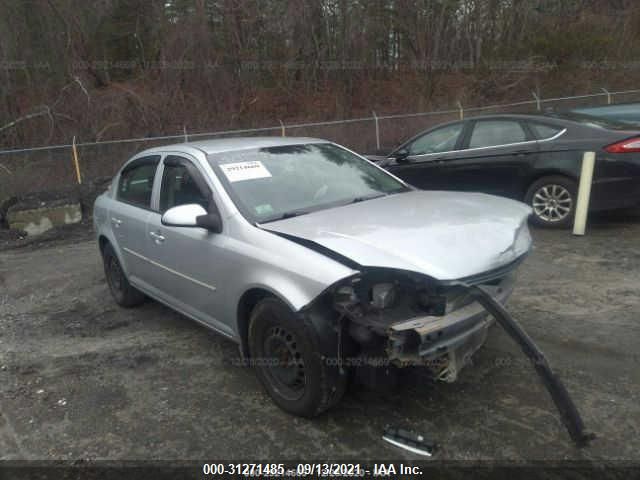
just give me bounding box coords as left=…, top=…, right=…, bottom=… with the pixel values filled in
left=209, top=143, right=408, bottom=222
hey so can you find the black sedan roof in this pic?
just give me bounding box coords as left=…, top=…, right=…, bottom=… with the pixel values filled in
left=462, top=112, right=631, bottom=129
left=384, top=112, right=637, bottom=157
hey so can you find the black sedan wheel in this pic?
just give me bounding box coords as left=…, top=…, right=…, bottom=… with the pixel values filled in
left=525, top=176, right=577, bottom=228
left=248, top=297, right=347, bottom=417
left=102, top=243, right=145, bottom=307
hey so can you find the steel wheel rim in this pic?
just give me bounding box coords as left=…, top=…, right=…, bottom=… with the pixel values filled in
left=532, top=184, right=573, bottom=222
left=263, top=326, right=306, bottom=401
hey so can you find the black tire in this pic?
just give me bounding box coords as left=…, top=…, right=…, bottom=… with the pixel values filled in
left=525, top=175, right=577, bottom=228
left=248, top=297, right=347, bottom=417
left=102, top=243, right=145, bottom=307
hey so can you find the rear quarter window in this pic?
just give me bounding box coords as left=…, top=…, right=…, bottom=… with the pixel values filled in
left=529, top=123, right=563, bottom=140
left=117, top=156, right=160, bottom=208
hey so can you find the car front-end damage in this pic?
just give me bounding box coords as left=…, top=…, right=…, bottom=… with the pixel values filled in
left=307, top=260, right=521, bottom=384
left=263, top=190, right=592, bottom=445
left=388, top=272, right=514, bottom=382
left=299, top=258, right=594, bottom=447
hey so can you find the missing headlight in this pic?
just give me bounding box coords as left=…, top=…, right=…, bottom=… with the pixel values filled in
left=371, top=283, right=396, bottom=309
left=418, top=292, right=447, bottom=316
left=334, top=285, right=356, bottom=307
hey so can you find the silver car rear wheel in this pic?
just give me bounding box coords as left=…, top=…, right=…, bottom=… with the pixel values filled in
left=102, top=243, right=145, bottom=307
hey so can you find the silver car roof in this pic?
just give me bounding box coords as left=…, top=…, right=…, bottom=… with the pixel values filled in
left=138, top=136, right=330, bottom=156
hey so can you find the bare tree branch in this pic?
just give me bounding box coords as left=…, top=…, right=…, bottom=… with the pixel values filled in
left=44, top=105, right=55, bottom=143
left=0, top=107, right=50, bottom=135
left=95, top=122, right=121, bottom=141
left=52, top=78, right=89, bottom=109
left=0, top=79, right=87, bottom=142
left=53, top=112, right=76, bottom=122
left=74, top=76, right=90, bottom=104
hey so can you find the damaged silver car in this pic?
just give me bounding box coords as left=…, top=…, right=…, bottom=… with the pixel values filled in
left=94, top=137, right=533, bottom=417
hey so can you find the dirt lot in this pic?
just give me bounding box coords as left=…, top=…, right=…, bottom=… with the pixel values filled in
left=1, top=212, right=639, bottom=462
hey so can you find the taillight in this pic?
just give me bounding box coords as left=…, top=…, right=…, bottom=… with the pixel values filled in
left=604, top=137, right=640, bottom=153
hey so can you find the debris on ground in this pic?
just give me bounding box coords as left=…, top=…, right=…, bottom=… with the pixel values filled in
left=382, top=426, right=437, bottom=457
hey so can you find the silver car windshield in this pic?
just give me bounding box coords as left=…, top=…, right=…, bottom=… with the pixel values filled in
left=208, top=143, right=409, bottom=223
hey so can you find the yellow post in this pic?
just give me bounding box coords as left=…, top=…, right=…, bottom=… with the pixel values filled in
left=72, top=136, right=82, bottom=184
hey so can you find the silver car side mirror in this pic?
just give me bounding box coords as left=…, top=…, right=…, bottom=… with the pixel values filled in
left=161, top=204, right=208, bottom=227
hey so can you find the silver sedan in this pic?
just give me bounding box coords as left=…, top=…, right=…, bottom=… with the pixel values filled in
left=94, top=137, right=532, bottom=416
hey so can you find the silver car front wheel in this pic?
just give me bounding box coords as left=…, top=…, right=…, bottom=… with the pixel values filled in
left=248, top=297, right=347, bottom=417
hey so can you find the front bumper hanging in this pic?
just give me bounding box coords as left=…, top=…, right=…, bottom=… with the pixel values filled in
left=467, top=285, right=596, bottom=447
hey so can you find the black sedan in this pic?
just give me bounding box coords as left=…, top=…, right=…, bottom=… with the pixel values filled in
left=368, top=113, right=640, bottom=227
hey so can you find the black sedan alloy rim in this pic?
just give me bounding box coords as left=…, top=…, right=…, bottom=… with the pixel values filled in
left=532, top=184, right=573, bottom=222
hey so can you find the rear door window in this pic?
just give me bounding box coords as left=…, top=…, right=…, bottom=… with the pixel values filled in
left=468, top=120, right=527, bottom=148
left=117, top=156, right=160, bottom=208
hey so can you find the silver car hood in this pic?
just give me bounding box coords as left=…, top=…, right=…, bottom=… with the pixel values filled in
left=262, top=190, right=532, bottom=281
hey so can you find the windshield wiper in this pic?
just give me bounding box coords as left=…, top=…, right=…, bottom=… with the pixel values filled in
left=262, top=209, right=311, bottom=223
left=263, top=192, right=394, bottom=223
left=281, top=210, right=309, bottom=219
left=350, top=193, right=387, bottom=203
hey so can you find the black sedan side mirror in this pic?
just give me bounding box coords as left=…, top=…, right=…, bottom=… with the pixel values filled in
left=389, top=149, right=410, bottom=162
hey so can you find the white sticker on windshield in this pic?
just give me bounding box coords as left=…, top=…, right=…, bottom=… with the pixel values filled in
left=220, top=161, right=272, bottom=182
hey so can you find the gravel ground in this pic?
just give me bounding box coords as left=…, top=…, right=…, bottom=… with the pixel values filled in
left=0, top=212, right=639, bottom=462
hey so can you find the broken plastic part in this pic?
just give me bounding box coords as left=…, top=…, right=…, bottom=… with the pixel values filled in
left=467, top=285, right=596, bottom=447
left=382, top=426, right=436, bottom=457
left=436, top=353, right=459, bottom=383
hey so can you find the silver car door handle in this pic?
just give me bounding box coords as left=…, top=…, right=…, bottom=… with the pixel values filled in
left=111, top=217, right=123, bottom=228
left=149, top=231, right=165, bottom=243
